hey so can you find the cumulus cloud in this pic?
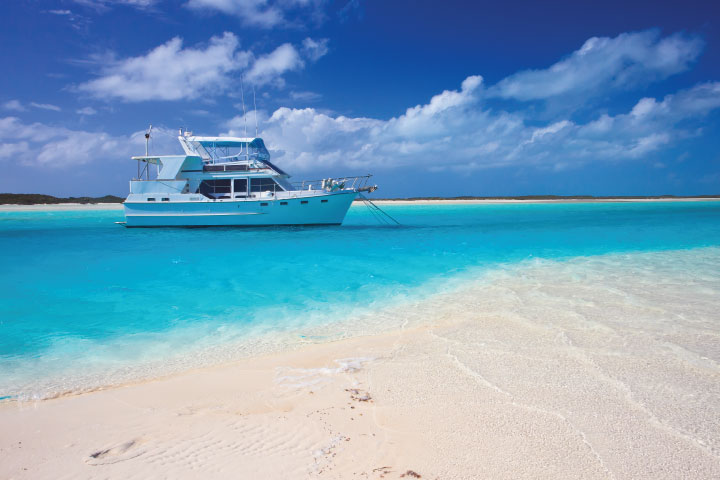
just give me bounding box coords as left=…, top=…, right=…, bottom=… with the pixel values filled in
left=185, top=0, right=328, bottom=28
left=2, top=100, right=25, bottom=112
left=0, top=117, right=178, bottom=167
left=77, top=33, right=326, bottom=101
left=78, top=33, right=248, bottom=102
left=302, top=37, right=329, bottom=62
left=17, top=29, right=720, bottom=179
left=246, top=43, right=303, bottom=87
left=216, top=30, right=717, bottom=174
left=490, top=30, right=703, bottom=101
left=223, top=78, right=720, bottom=173
left=0, top=117, right=121, bottom=166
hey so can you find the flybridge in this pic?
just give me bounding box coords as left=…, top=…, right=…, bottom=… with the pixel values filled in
left=179, top=135, right=271, bottom=164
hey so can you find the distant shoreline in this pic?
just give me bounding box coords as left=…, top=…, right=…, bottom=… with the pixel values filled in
left=1, top=195, right=719, bottom=212
left=0, top=193, right=124, bottom=206
left=0, top=203, right=125, bottom=212
left=366, top=196, right=720, bottom=205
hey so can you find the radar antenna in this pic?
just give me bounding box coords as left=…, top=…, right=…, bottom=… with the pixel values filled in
left=145, top=124, right=152, bottom=157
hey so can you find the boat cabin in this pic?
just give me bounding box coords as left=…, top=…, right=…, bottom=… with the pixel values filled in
left=131, top=135, right=293, bottom=200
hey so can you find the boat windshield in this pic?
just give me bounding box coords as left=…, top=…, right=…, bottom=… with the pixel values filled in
left=186, top=138, right=270, bottom=164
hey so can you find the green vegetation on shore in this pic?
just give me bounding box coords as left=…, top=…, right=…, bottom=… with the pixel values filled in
left=0, top=193, right=124, bottom=205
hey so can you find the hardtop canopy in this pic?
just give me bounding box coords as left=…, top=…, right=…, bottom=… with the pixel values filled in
left=185, top=136, right=268, bottom=149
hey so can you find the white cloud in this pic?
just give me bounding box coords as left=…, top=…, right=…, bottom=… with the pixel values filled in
left=289, top=90, right=322, bottom=101
left=0, top=117, right=179, bottom=168
left=13, top=29, right=720, bottom=180
left=186, top=0, right=283, bottom=27
left=222, top=78, right=720, bottom=173
left=215, top=31, right=715, bottom=174
left=185, top=0, right=328, bottom=28
left=73, top=0, right=157, bottom=11
left=2, top=100, right=25, bottom=112
left=302, top=37, right=329, bottom=62
left=0, top=141, right=30, bottom=159
left=77, top=33, right=319, bottom=101
left=0, top=117, right=120, bottom=166
left=77, top=107, right=98, bottom=115
left=30, top=102, right=62, bottom=112
left=526, top=120, right=573, bottom=144
left=246, top=43, right=303, bottom=87
left=78, top=33, right=249, bottom=102
left=490, top=30, right=702, bottom=101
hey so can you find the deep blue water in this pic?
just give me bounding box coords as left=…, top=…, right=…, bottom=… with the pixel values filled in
left=1, top=201, right=719, bottom=398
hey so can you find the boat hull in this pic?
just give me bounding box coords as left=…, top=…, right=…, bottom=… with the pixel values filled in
left=123, top=191, right=358, bottom=227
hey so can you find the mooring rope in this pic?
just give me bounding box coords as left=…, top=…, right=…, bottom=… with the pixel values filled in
left=358, top=193, right=401, bottom=225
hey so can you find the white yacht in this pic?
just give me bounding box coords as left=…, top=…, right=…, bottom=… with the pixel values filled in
left=122, top=132, right=377, bottom=227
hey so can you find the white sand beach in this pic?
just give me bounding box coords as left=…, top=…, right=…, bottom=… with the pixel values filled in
left=0, top=203, right=124, bottom=212
left=1, top=249, right=719, bottom=479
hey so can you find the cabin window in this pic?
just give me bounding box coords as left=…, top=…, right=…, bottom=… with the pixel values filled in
left=321, top=199, right=328, bottom=203
left=250, top=178, right=280, bottom=193
left=161, top=198, right=170, bottom=202
left=301, top=200, right=308, bottom=205
left=147, top=198, right=156, bottom=202
left=198, top=179, right=231, bottom=199
left=280, top=201, right=288, bottom=205
left=233, top=179, right=248, bottom=198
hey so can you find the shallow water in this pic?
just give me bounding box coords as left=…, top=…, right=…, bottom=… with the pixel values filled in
left=1, top=201, right=719, bottom=399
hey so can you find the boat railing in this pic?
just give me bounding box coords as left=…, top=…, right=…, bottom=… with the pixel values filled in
left=291, top=175, right=372, bottom=192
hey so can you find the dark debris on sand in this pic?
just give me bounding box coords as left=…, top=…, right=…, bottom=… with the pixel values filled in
left=400, top=471, right=421, bottom=478
left=345, top=388, right=373, bottom=402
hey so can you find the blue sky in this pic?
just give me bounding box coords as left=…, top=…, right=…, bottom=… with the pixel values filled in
left=1, top=0, right=719, bottom=197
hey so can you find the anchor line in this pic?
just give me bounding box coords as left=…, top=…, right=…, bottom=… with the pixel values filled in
left=358, top=193, right=400, bottom=225
left=366, top=201, right=388, bottom=225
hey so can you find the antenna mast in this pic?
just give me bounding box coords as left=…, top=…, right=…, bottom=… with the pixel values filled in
left=253, top=84, right=258, bottom=137
left=240, top=75, right=248, bottom=160
left=240, top=75, right=247, bottom=138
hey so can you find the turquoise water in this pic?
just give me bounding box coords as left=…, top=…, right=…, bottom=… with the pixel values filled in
left=1, top=201, right=719, bottom=399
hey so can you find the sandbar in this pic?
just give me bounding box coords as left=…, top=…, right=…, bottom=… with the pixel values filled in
left=1, top=249, right=718, bottom=479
